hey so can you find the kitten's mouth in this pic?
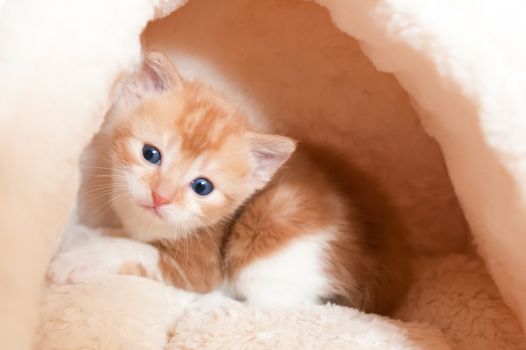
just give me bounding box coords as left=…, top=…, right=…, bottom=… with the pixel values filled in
left=140, top=204, right=164, bottom=219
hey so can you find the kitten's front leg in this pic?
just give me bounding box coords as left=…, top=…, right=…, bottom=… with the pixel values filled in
left=47, top=225, right=163, bottom=284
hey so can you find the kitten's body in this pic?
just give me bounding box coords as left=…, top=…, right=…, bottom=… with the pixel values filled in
left=49, top=52, right=410, bottom=314
left=225, top=146, right=410, bottom=313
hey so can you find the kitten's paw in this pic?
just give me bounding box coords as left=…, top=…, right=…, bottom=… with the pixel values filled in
left=47, top=245, right=121, bottom=284
left=47, top=234, right=161, bottom=285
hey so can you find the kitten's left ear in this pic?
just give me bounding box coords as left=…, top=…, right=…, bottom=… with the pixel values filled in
left=118, top=51, right=183, bottom=109
left=247, top=132, right=296, bottom=189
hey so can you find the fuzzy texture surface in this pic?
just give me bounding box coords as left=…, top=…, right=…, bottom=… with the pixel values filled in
left=397, top=255, right=526, bottom=350
left=37, top=253, right=523, bottom=349
left=37, top=273, right=452, bottom=350
left=0, top=0, right=525, bottom=349
left=319, top=0, right=526, bottom=332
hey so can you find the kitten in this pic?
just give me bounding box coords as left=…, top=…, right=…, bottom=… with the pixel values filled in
left=49, top=52, right=411, bottom=314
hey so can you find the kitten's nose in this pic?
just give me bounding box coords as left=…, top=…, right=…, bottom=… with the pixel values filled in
left=151, top=191, right=170, bottom=207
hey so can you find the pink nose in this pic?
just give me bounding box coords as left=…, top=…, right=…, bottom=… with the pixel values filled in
left=151, top=191, right=170, bottom=207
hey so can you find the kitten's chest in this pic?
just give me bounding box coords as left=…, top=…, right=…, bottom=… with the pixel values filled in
left=154, top=228, right=224, bottom=292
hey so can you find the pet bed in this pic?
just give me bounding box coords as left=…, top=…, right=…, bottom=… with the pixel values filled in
left=1, top=0, right=525, bottom=349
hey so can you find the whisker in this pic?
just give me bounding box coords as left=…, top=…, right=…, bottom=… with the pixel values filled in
left=81, top=185, right=126, bottom=196
left=192, top=228, right=206, bottom=267
left=165, top=228, right=194, bottom=291
left=83, top=191, right=129, bottom=220
left=204, top=226, right=224, bottom=266
left=183, top=230, right=190, bottom=271
left=80, top=186, right=128, bottom=198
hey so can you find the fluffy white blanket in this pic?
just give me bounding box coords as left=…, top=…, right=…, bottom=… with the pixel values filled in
left=1, top=0, right=525, bottom=349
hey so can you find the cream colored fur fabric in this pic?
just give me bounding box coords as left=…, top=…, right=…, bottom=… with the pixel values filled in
left=1, top=0, right=525, bottom=349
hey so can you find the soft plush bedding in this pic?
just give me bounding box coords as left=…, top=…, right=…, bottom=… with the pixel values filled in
left=1, top=0, right=526, bottom=349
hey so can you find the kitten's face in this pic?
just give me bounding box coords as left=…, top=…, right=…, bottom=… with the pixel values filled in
left=109, top=52, right=294, bottom=242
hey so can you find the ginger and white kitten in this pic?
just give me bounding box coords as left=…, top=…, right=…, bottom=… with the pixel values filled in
left=49, top=52, right=411, bottom=314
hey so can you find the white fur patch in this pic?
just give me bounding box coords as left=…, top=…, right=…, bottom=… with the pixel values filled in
left=226, top=228, right=336, bottom=307
left=47, top=225, right=162, bottom=284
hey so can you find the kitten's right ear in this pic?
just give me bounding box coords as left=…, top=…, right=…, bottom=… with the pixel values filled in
left=118, top=51, right=183, bottom=108
left=247, top=132, right=297, bottom=190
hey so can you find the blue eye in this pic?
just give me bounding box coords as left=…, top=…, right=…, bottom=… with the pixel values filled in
left=142, top=144, right=161, bottom=165
left=191, top=178, right=214, bottom=196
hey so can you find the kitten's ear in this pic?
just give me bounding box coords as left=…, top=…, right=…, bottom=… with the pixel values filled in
left=119, top=51, right=183, bottom=108
left=247, top=132, right=296, bottom=189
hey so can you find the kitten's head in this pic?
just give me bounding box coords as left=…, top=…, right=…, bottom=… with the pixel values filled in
left=109, top=52, right=295, bottom=242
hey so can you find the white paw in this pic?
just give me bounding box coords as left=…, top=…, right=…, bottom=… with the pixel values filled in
left=47, top=231, right=162, bottom=285
left=47, top=241, right=122, bottom=284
